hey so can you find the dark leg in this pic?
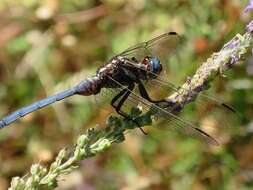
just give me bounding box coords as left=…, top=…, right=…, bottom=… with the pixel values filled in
left=111, top=84, right=147, bottom=135
left=138, top=81, right=167, bottom=103
left=111, top=88, right=128, bottom=107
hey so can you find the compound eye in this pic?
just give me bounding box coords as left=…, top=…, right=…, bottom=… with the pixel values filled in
left=150, top=57, right=162, bottom=75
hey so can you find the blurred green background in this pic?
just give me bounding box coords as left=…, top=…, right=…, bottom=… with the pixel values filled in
left=0, top=0, right=253, bottom=189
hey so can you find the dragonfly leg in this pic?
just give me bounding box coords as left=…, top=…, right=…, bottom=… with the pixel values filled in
left=111, top=84, right=148, bottom=135
left=111, top=88, right=129, bottom=108
left=138, top=81, right=167, bottom=104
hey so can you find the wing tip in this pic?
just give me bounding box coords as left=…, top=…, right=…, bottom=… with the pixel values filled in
left=193, top=127, right=220, bottom=146
left=221, top=103, right=237, bottom=113
left=168, top=31, right=178, bottom=35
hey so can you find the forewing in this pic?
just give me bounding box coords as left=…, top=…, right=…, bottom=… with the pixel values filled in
left=119, top=32, right=181, bottom=63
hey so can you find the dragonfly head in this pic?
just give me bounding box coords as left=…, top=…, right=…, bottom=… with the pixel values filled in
left=146, top=56, right=163, bottom=79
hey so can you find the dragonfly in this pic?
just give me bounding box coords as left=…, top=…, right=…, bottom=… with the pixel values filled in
left=0, top=32, right=235, bottom=145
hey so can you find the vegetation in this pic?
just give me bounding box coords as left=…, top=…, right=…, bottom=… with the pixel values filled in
left=0, top=0, right=252, bottom=189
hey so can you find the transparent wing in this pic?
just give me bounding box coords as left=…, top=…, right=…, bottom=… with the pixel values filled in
left=118, top=32, right=180, bottom=61
left=124, top=58, right=236, bottom=114
left=105, top=75, right=219, bottom=146
left=123, top=58, right=237, bottom=134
